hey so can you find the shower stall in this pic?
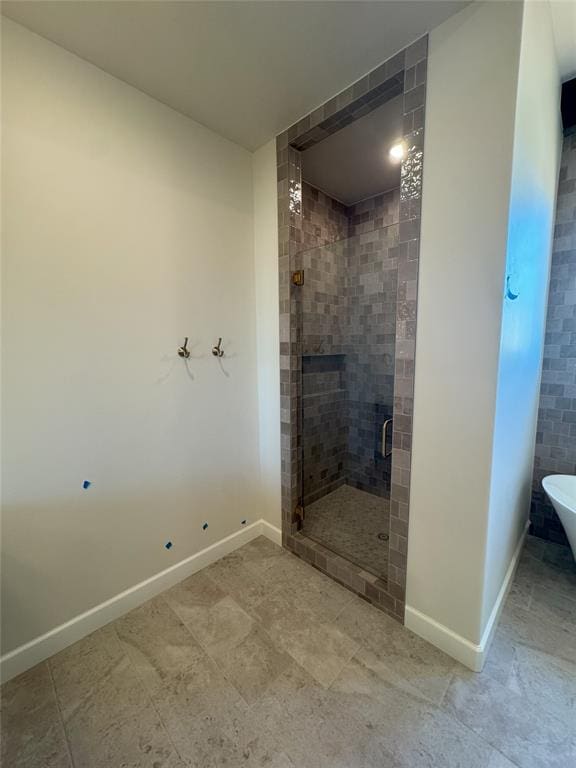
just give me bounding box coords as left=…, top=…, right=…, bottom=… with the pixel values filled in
left=276, top=35, right=427, bottom=620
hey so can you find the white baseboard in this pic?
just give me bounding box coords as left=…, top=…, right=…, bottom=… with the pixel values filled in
left=405, top=521, right=528, bottom=672
left=477, top=520, right=529, bottom=662
left=1, top=518, right=282, bottom=684
left=260, top=518, right=282, bottom=545
left=404, top=605, right=484, bottom=671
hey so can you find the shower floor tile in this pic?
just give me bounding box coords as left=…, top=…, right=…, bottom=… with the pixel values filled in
left=303, top=484, right=390, bottom=579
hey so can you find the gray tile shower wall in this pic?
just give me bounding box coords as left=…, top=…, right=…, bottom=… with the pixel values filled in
left=302, top=354, right=347, bottom=505
left=300, top=191, right=349, bottom=505
left=532, top=133, right=576, bottom=545
left=300, top=189, right=400, bottom=503
left=348, top=189, right=400, bottom=237
left=302, top=182, right=349, bottom=248
left=345, top=219, right=399, bottom=497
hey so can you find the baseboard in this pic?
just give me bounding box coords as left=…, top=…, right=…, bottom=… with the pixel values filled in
left=260, top=518, right=282, bottom=545
left=404, top=605, right=485, bottom=671
left=405, top=521, right=528, bottom=672
left=477, top=520, right=530, bottom=661
left=1, top=518, right=282, bottom=683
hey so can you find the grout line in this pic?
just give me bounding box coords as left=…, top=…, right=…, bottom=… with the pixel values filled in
left=323, top=638, right=361, bottom=691
left=158, top=584, right=253, bottom=710
left=112, top=609, right=198, bottom=763
left=46, top=659, right=76, bottom=768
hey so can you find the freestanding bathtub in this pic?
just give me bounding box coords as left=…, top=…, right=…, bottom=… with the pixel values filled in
left=542, top=475, right=576, bottom=559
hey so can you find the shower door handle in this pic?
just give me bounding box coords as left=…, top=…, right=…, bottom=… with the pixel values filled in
left=382, top=419, right=393, bottom=458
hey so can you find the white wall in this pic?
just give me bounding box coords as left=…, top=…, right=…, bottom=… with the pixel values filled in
left=407, top=1, right=524, bottom=647
left=1, top=19, right=262, bottom=654
left=407, top=0, right=561, bottom=666
left=252, top=141, right=281, bottom=528
left=482, top=0, right=562, bottom=632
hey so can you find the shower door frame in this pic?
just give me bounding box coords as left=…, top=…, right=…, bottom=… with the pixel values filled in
left=276, top=36, right=428, bottom=622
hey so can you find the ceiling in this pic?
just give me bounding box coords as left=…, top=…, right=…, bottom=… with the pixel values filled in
left=302, top=95, right=403, bottom=205
left=1, top=0, right=469, bottom=150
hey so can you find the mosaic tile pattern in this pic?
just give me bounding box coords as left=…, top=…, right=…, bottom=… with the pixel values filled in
left=532, top=133, right=576, bottom=545
left=277, top=36, right=428, bottom=621
left=303, top=484, right=390, bottom=579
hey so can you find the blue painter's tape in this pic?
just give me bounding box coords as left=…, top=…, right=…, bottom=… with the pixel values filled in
left=82, top=480, right=92, bottom=489
left=165, top=541, right=173, bottom=550
left=202, top=522, right=208, bottom=531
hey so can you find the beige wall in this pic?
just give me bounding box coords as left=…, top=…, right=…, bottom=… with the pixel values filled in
left=407, top=1, right=524, bottom=645
left=1, top=19, right=263, bottom=654
left=252, top=141, right=281, bottom=528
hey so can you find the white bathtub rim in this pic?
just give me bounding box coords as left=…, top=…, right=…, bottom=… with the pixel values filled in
left=542, top=474, right=576, bottom=513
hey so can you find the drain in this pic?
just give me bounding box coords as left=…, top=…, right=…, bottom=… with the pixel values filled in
left=377, top=532, right=389, bottom=541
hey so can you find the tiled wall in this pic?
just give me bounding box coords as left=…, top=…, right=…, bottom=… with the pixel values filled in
left=300, top=187, right=400, bottom=504
left=532, top=132, right=576, bottom=545
left=300, top=191, right=348, bottom=505
left=302, top=354, right=347, bottom=504
left=302, top=182, right=349, bottom=248
left=277, top=35, right=427, bottom=621
left=348, top=189, right=400, bottom=237
left=345, top=206, right=399, bottom=497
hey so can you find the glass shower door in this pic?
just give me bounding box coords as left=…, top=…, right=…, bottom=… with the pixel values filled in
left=299, top=225, right=398, bottom=580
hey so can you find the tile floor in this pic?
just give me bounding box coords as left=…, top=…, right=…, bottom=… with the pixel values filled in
left=303, top=484, right=390, bottom=579
left=2, top=534, right=575, bottom=768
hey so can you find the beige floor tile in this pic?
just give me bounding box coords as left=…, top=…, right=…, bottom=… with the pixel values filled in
left=115, top=596, right=204, bottom=693
left=3, top=535, right=574, bottom=768
left=334, top=595, right=458, bottom=703
left=213, top=623, right=292, bottom=704
left=252, top=661, right=399, bottom=768
left=163, top=569, right=227, bottom=628
left=331, top=655, right=510, bottom=768
left=184, top=594, right=292, bottom=704
left=254, top=589, right=359, bottom=687
left=49, top=624, right=127, bottom=720
left=187, top=594, right=255, bottom=654
left=498, top=600, right=576, bottom=665
left=529, top=582, right=576, bottom=632
left=443, top=667, right=575, bottom=768
left=203, top=551, right=280, bottom=613
left=481, top=629, right=516, bottom=686
left=151, top=652, right=243, bottom=724
left=0, top=663, right=72, bottom=768
left=505, top=643, right=576, bottom=731
left=66, top=707, right=183, bottom=768
left=53, top=651, right=182, bottom=768
left=234, top=535, right=291, bottom=577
